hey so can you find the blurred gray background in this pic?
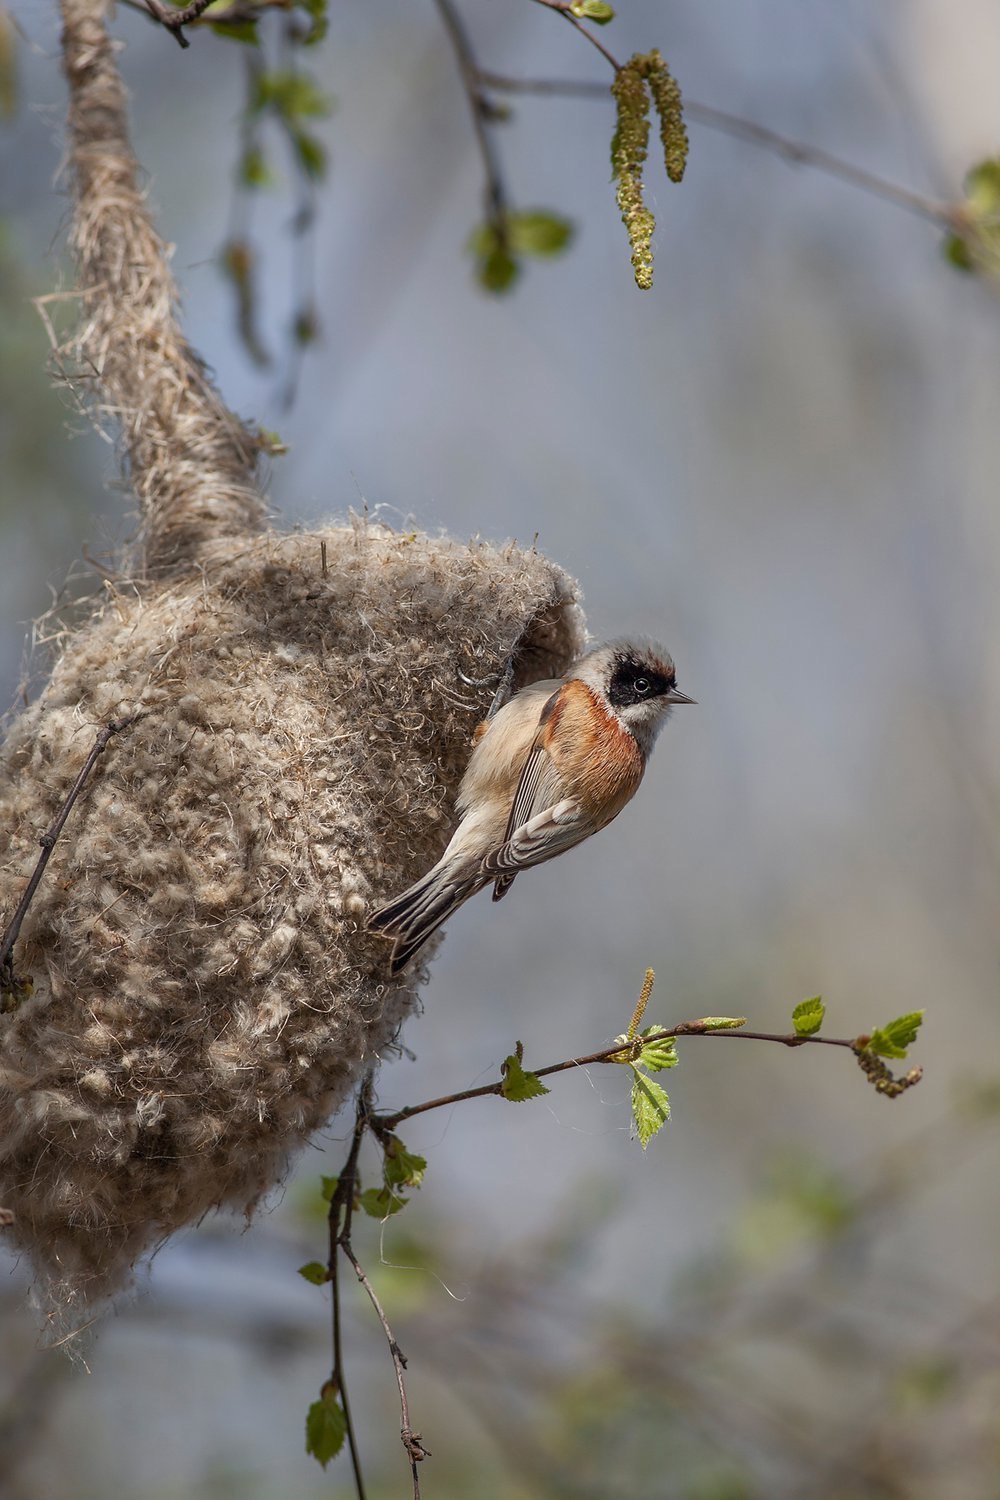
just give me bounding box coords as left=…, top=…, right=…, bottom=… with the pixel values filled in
left=2, top=2, right=1000, bottom=1496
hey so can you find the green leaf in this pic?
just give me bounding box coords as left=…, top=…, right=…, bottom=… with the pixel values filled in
left=867, top=1011, right=924, bottom=1060
left=320, top=1175, right=339, bottom=1203
left=360, top=1186, right=408, bottom=1218
left=220, top=238, right=253, bottom=288
left=305, top=1390, right=346, bottom=1468
left=468, top=219, right=528, bottom=293
left=257, top=427, right=288, bottom=456
left=635, top=1027, right=679, bottom=1072
left=965, top=157, right=1000, bottom=215
left=631, top=1067, right=670, bottom=1147
left=240, top=146, right=273, bottom=189
left=570, top=0, right=615, bottom=22
left=696, top=1016, right=748, bottom=1030
left=209, top=17, right=259, bottom=43
left=291, top=129, right=327, bottom=181
left=507, top=210, right=574, bottom=257
left=501, top=1053, right=550, bottom=1101
left=297, top=0, right=328, bottom=45
left=943, top=233, right=975, bottom=272
left=293, top=308, right=320, bottom=345
left=252, top=69, right=332, bottom=122
left=467, top=222, right=498, bottom=258
left=382, top=1136, right=427, bottom=1191
left=478, top=245, right=520, bottom=294
left=298, top=1260, right=329, bottom=1286
left=792, top=996, right=825, bottom=1037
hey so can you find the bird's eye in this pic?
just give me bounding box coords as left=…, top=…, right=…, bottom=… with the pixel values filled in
left=634, top=677, right=650, bottom=695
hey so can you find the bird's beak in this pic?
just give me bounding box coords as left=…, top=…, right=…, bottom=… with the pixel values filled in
left=666, top=688, right=696, bottom=705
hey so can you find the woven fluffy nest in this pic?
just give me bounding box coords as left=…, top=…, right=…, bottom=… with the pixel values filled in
left=0, top=520, right=584, bottom=1318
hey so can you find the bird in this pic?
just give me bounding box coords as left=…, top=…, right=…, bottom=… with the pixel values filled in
left=367, top=638, right=694, bottom=975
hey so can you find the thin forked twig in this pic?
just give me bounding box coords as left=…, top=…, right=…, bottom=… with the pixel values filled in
left=327, top=1086, right=371, bottom=1500
left=0, top=716, right=138, bottom=992
left=432, top=0, right=509, bottom=223
left=327, top=1077, right=427, bottom=1499
left=321, top=1002, right=919, bottom=1487
left=340, top=1242, right=430, bottom=1496
left=477, top=70, right=954, bottom=229
left=124, top=0, right=953, bottom=233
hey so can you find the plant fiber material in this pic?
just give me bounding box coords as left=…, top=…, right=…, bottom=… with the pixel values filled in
left=0, top=522, right=584, bottom=1318
left=56, top=0, right=266, bottom=576
left=0, top=0, right=587, bottom=1325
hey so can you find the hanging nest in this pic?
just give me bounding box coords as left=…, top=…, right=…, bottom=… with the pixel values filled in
left=0, top=522, right=584, bottom=1316
left=0, top=0, right=587, bottom=1322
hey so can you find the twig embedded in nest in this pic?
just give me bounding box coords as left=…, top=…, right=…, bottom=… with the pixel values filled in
left=0, top=716, right=138, bottom=996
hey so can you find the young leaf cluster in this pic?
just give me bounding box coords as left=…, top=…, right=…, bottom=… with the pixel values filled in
left=217, top=12, right=333, bottom=372
left=943, top=158, right=1000, bottom=282
left=362, top=1132, right=427, bottom=1218
left=610, top=50, right=689, bottom=290
left=569, top=0, right=616, bottom=23
left=864, top=1011, right=924, bottom=1061
left=204, top=0, right=328, bottom=49
left=792, top=996, right=826, bottom=1037
left=788, top=996, right=925, bottom=1098
left=469, top=210, right=574, bottom=294
left=248, top=64, right=332, bottom=184
left=627, top=1026, right=678, bottom=1148
left=298, top=1133, right=427, bottom=1271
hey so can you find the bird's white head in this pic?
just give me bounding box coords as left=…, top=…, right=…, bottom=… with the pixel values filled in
left=573, top=637, right=695, bottom=756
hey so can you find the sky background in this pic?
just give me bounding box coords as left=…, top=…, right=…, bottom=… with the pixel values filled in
left=2, top=2, right=1000, bottom=1496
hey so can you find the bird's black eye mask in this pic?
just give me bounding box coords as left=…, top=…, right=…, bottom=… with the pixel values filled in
left=608, top=657, right=676, bottom=709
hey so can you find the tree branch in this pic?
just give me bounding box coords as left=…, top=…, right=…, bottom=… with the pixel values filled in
left=432, top=0, right=509, bottom=224
left=325, top=1078, right=427, bottom=1498
left=374, top=1022, right=863, bottom=1132
left=118, top=1, right=955, bottom=234
left=477, top=70, right=954, bottom=229
left=340, top=1240, right=429, bottom=1496
left=327, top=1084, right=370, bottom=1500
left=528, top=0, right=623, bottom=74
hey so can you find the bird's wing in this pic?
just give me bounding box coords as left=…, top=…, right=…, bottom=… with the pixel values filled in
left=503, top=739, right=553, bottom=843
left=486, top=727, right=590, bottom=900
left=494, top=796, right=589, bottom=870
left=486, top=793, right=589, bottom=898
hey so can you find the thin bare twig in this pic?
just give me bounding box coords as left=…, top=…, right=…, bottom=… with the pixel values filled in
left=0, top=716, right=138, bottom=992
left=528, top=0, right=622, bottom=73
left=142, top=0, right=219, bottom=48
left=340, top=1241, right=429, bottom=1496
left=124, top=0, right=954, bottom=236
left=432, top=0, right=509, bottom=224
left=326, top=1078, right=427, bottom=1498
left=327, top=1085, right=371, bottom=1500
left=477, top=70, right=954, bottom=229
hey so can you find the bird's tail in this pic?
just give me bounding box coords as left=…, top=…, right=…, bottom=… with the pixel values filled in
left=368, top=859, right=482, bottom=975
